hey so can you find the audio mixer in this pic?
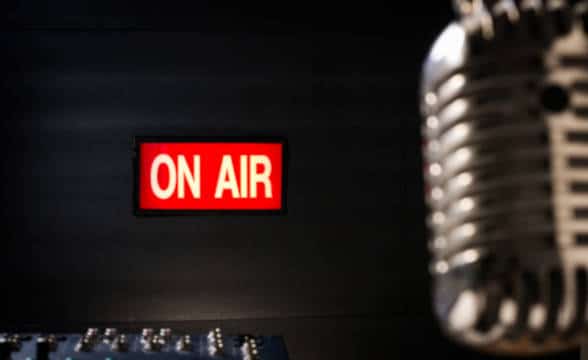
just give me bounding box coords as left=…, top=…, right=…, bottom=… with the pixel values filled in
left=0, top=328, right=288, bottom=360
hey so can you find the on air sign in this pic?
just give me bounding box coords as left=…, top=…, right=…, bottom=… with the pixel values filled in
left=134, top=137, right=286, bottom=214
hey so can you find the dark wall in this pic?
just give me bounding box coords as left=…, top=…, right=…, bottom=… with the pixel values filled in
left=0, top=2, right=579, bottom=359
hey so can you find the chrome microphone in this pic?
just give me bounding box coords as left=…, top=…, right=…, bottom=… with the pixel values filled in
left=421, top=0, right=588, bottom=354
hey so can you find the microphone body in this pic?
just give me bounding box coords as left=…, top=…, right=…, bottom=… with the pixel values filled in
left=421, top=0, right=588, bottom=354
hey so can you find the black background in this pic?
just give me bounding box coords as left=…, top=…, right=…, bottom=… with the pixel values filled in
left=0, top=1, right=579, bottom=359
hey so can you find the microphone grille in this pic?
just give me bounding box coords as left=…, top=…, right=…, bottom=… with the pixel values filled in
left=421, top=0, right=588, bottom=354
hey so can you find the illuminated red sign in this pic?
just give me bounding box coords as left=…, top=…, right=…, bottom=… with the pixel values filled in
left=134, top=138, right=286, bottom=214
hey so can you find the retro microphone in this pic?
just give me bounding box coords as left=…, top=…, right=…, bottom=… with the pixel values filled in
left=421, top=0, right=588, bottom=354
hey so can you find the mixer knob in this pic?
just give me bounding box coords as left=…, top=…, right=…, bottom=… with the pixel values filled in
left=175, top=335, right=193, bottom=352
left=74, top=336, right=94, bottom=352
left=111, top=334, right=129, bottom=352
left=240, top=336, right=260, bottom=360
left=207, top=328, right=224, bottom=356
left=76, top=328, right=100, bottom=351
left=140, top=328, right=154, bottom=344
left=36, top=335, right=57, bottom=360
left=6, top=335, right=21, bottom=352
left=85, top=328, right=99, bottom=338
left=103, top=328, right=117, bottom=343
left=143, top=335, right=165, bottom=352
left=159, top=328, right=172, bottom=342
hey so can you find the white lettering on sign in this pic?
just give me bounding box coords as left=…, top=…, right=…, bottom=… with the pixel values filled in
left=250, top=155, right=272, bottom=198
left=214, top=155, right=273, bottom=199
left=150, top=153, right=273, bottom=200
left=177, top=155, right=201, bottom=199
left=150, top=154, right=176, bottom=199
left=215, top=155, right=240, bottom=199
left=240, top=154, right=248, bottom=198
left=151, top=154, right=201, bottom=200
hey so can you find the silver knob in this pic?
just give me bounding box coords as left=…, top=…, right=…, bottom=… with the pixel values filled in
left=103, top=328, right=117, bottom=344
left=207, top=328, right=224, bottom=356
left=175, top=335, right=193, bottom=352
left=85, top=328, right=99, bottom=338
left=74, top=336, right=93, bottom=352
left=140, top=328, right=154, bottom=343
left=159, top=328, right=172, bottom=342
left=111, top=334, right=128, bottom=352
left=143, top=334, right=165, bottom=352
left=241, top=336, right=260, bottom=360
